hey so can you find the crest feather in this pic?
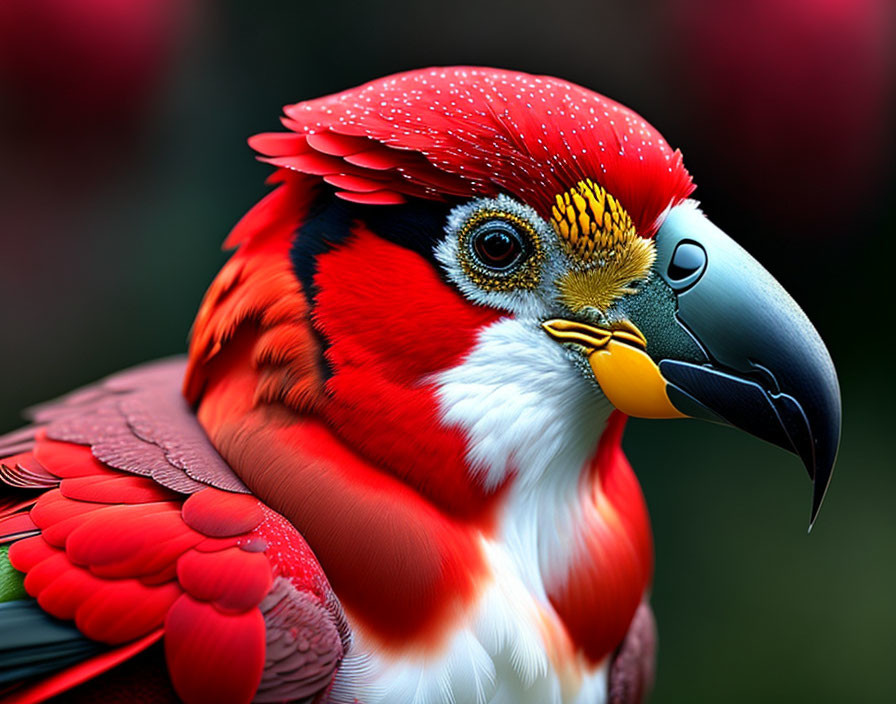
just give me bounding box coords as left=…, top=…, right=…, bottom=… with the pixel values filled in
left=250, top=67, right=694, bottom=236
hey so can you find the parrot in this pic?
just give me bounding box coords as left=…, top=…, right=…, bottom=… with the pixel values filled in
left=0, top=67, right=841, bottom=704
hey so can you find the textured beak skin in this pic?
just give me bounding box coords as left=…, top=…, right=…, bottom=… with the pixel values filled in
left=546, top=204, right=842, bottom=527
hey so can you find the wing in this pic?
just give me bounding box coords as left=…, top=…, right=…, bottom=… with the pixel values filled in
left=0, top=359, right=350, bottom=704
left=607, top=601, right=656, bottom=704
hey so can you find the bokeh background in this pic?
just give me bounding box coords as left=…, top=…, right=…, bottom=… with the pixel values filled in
left=1, top=1, right=893, bottom=701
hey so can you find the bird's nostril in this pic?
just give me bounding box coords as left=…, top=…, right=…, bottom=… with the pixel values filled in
left=668, top=241, right=706, bottom=282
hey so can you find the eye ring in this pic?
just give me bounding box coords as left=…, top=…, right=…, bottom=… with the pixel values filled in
left=446, top=196, right=546, bottom=293
left=469, top=220, right=528, bottom=273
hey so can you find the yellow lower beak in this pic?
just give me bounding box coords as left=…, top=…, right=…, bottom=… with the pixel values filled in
left=542, top=319, right=685, bottom=419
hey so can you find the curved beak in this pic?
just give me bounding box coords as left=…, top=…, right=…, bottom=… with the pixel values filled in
left=544, top=204, right=842, bottom=527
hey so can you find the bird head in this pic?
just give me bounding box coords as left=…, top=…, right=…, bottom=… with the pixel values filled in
left=185, top=67, right=840, bottom=527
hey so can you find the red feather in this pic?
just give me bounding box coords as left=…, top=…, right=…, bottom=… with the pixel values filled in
left=323, top=172, right=392, bottom=193
left=181, top=489, right=264, bottom=538
left=35, top=564, right=105, bottom=619
left=0, top=512, right=38, bottom=542
left=64, top=505, right=195, bottom=571
left=334, top=189, right=406, bottom=205
left=263, top=67, right=694, bottom=236
left=32, top=436, right=117, bottom=479
left=247, top=132, right=310, bottom=157
left=75, top=579, right=180, bottom=644
left=0, top=452, right=56, bottom=489
left=312, top=224, right=504, bottom=515
left=176, top=547, right=272, bottom=612
left=343, top=146, right=421, bottom=171
left=2, top=427, right=341, bottom=703
left=164, top=596, right=266, bottom=704
left=59, top=474, right=179, bottom=504
left=304, top=131, right=370, bottom=157
left=547, top=412, right=653, bottom=663
left=5, top=534, right=54, bottom=571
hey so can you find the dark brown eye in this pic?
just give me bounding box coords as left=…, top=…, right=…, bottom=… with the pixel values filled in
left=470, top=221, right=526, bottom=272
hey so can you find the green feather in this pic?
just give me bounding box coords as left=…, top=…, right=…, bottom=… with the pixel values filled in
left=0, top=545, right=27, bottom=603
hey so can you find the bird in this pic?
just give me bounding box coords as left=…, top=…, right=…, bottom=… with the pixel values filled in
left=0, top=67, right=841, bottom=704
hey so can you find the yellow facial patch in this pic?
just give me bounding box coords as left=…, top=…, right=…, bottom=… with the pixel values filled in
left=551, top=179, right=655, bottom=312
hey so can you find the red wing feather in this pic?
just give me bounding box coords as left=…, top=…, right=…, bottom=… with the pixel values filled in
left=0, top=360, right=348, bottom=704
left=181, top=489, right=264, bottom=537
left=164, top=596, right=266, bottom=704
left=0, top=513, right=38, bottom=543
left=176, top=547, right=272, bottom=612
left=3, top=445, right=342, bottom=704
left=27, top=360, right=247, bottom=494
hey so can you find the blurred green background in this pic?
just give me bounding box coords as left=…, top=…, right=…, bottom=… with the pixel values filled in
left=0, top=1, right=893, bottom=701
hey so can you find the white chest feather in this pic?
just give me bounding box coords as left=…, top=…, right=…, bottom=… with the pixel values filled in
left=331, top=543, right=609, bottom=704
left=330, top=319, right=616, bottom=704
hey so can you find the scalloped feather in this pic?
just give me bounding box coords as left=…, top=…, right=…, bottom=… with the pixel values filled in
left=256, top=67, right=694, bottom=237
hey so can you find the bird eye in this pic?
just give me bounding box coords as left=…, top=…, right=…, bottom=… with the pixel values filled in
left=667, top=241, right=706, bottom=288
left=469, top=221, right=527, bottom=273
left=446, top=196, right=545, bottom=293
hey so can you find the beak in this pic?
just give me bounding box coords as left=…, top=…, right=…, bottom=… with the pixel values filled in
left=544, top=204, right=842, bottom=527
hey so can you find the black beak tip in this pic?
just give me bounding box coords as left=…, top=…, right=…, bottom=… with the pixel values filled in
left=808, top=480, right=827, bottom=532
left=660, top=359, right=841, bottom=531
left=806, top=390, right=841, bottom=531
left=808, top=452, right=837, bottom=532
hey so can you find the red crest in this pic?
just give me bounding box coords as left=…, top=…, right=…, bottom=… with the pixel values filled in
left=250, top=67, right=694, bottom=237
